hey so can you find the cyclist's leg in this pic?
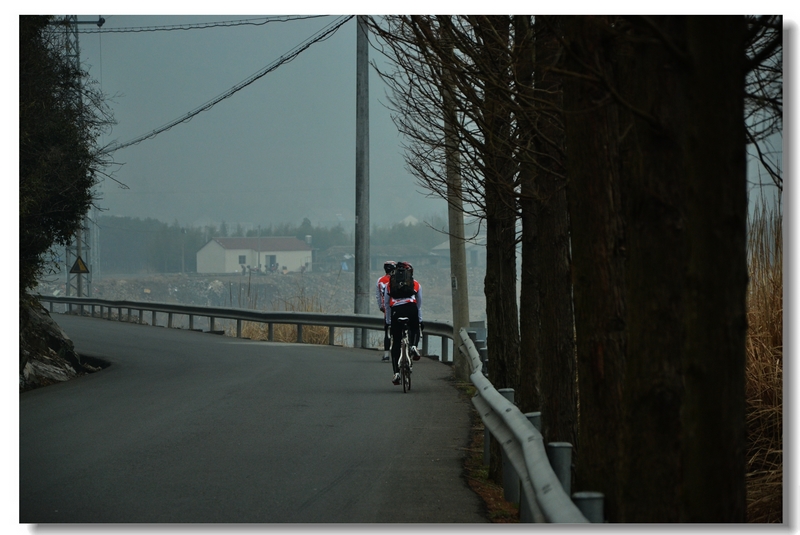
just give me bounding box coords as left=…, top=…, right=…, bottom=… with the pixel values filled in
left=383, top=323, right=391, bottom=361
left=389, top=313, right=402, bottom=376
left=408, top=317, right=421, bottom=359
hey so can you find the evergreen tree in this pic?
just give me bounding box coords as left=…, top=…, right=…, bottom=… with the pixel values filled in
left=20, top=15, right=112, bottom=294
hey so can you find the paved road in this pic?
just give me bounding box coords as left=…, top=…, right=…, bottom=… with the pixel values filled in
left=20, top=314, right=487, bottom=523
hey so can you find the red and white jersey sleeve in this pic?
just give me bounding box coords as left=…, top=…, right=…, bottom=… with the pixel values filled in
left=375, top=274, right=390, bottom=309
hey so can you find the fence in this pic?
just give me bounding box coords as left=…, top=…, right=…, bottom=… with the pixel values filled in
left=38, top=296, right=455, bottom=360
left=458, top=328, right=604, bottom=523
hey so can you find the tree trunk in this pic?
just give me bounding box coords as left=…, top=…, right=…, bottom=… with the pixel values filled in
left=475, top=16, right=521, bottom=484
left=561, top=15, right=627, bottom=521
left=515, top=15, right=541, bottom=415
left=679, top=15, right=747, bottom=522
left=528, top=15, right=577, bottom=449
left=615, top=16, right=687, bottom=521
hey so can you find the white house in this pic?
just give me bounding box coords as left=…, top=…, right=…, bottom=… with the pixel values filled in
left=196, top=237, right=312, bottom=274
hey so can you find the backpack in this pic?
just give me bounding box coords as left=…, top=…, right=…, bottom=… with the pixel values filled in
left=389, top=263, right=415, bottom=299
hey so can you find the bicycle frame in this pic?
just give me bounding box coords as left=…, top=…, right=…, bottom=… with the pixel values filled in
left=397, top=317, right=413, bottom=392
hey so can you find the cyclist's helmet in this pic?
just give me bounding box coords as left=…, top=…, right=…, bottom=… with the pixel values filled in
left=383, top=260, right=397, bottom=274
left=399, top=261, right=413, bottom=276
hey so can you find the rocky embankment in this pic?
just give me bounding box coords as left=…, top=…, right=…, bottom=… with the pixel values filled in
left=19, top=299, right=104, bottom=392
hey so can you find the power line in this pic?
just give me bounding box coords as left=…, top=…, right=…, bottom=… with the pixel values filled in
left=78, top=15, right=331, bottom=33
left=101, top=15, right=354, bottom=155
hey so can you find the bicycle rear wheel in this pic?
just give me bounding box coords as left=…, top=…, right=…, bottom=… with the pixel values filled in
left=402, top=363, right=411, bottom=392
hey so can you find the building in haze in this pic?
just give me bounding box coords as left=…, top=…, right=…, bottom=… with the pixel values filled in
left=196, top=237, right=312, bottom=274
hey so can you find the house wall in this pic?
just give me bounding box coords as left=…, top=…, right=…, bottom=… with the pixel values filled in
left=197, top=242, right=312, bottom=273
left=224, top=249, right=311, bottom=273
left=196, top=241, right=226, bottom=273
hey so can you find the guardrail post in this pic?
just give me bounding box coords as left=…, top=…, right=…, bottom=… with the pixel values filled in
left=467, top=330, right=477, bottom=359
left=236, top=319, right=242, bottom=338
left=546, top=442, right=573, bottom=496
left=297, top=324, right=303, bottom=343
left=168, top=313, right=174, bottom=329
left=138, top=309, right=143, bottom=324
left=268, top=323, right=274, bottom=341
left=572, top=491, right=604, bottom=523
left=441, top=336, right=449, bottom=362
left=210, top=317, right=216, bottom=332
left=329, top=326, right=335, bottom=345
left=519, top=412, right=544, bottom=523
left=482, top=381, right=494, bottom=465
left=479, top=346, right=489, bottom=376
left=189, top=314, right=194, bottom=330
left=49, top=301, right=54, bottom=313
left=422, top=332, right=429, bottom=355
left=497, top=387, right=520, bottom=504
left=151, top=311, right=157, bottom=326
left=483, top=423, right=491, bottom=467
left=526, top=412, right=542, bottom=432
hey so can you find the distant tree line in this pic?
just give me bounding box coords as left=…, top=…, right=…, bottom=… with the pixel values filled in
left=97, top=215, right=448, bottom=274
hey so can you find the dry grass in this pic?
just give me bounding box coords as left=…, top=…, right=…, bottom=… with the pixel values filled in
left=455, top=381, right=520, bottom=523
left=226, top=274, right=344, bottom=345
left=745, top=198, right=783, bottom=523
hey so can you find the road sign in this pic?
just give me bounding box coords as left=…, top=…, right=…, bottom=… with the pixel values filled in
left=69, top=256, right=90, bottom=274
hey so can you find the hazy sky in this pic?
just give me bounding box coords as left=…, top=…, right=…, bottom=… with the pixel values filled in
left=21, top=10, right=790, bottom=233
left=76, top=15, right=448, bottom=230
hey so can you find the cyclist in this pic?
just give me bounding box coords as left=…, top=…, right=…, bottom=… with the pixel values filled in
left=382, top=261, right=422, bottom=385
left=376, top=260, right=396, bottom=362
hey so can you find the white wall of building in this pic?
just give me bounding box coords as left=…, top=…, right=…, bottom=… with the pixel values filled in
left=196, top=241, right=312, bottom=274
left=196, top=241, right=226, bottom=273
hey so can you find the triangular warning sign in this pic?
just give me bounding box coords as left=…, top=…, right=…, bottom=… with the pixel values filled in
left=70, top=256, right=90, bottom=274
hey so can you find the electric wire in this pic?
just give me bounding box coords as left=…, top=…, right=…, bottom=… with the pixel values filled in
left=79, top=15, right=330, bottom=33
left=101, top=15, right=354, bottom=155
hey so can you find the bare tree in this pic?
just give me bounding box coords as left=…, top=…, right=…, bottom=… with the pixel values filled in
left=371, top=13, right=585, bottom=479
left=519, top=15, right=576, bottom=448
left=372, top=15, right=756, bottom=521
left=369, top=15, right=522, bottom=484
left=744, top=16, right=782, bottom=192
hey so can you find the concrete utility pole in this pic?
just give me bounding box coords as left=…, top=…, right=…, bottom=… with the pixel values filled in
left=442, top=42, right=471, bottom=381
left=354, top=15, right=370, bottom=348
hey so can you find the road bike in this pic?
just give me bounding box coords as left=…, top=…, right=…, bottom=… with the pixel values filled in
left=396, top=317, right=412, bottom=393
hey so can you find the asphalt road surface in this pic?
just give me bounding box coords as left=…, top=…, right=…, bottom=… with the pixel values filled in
left=20, top=314, right=488, bottom=524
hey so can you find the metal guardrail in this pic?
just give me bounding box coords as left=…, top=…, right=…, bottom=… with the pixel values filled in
left=37, top=296, right=455, bottom=359
left=458, top=328, right=593, bottom=523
